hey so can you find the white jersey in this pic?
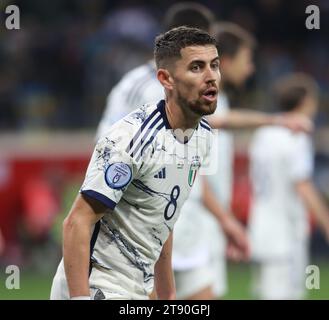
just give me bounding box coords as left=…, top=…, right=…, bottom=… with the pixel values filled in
left=172, top=93, right=233, bottom=269
left=248, top=127, right=313, bottom=260
left=53, top=100, right=212, bottom=299
left=95, top=60, right=232, bottom=270
left=96, top=61, right=163, bottom=139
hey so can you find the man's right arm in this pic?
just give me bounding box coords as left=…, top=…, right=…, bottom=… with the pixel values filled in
left=63, top=194, right=107, bottom=299
left=296, top=179, right=329, bottom=243
left=201, top=177, right=250, bottom=261
left=207, top=110, right=313, bottom=133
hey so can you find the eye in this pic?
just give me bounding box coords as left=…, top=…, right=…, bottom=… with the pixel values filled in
left=191, top=64, right=201, bottom=72
left=211, top=62, right=220, bottom=70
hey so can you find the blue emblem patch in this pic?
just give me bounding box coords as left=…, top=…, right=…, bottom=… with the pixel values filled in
left=105, top=162, right=132, bottom=190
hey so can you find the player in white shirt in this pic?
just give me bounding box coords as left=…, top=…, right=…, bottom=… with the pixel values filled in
left=95, top=10, right=313, bottom=298
left=50, top=26, right=220, bottom=300
left=173, top=23, right=313, bottom=300
left=249, top=73, right=329, bottom=299
left=96, top=61, right=162, bottom=138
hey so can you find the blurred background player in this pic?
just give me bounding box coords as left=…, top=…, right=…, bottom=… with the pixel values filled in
left=248, top=73, right=329, bottom=300
left=172, top=22, right=313, bottom=300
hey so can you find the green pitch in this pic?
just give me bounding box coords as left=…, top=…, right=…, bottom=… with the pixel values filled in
left=1, top=261, right=328, bottom=300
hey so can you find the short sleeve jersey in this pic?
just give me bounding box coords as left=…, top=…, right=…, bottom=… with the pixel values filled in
left=81, top=100, right=212, bottom=297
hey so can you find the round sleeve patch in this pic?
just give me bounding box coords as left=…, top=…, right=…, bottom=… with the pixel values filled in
left=105, top=162, right=132, bottom=190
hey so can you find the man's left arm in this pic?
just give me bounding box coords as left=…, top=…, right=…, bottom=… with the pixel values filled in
left=153, top=231, right=176, bottom=300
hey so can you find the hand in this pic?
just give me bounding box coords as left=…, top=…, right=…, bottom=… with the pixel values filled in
left=222, top=215, right=250, bottom=262
left=274, top=113, right=314, bottom=133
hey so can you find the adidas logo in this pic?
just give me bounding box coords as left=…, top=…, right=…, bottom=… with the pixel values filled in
left=154, top=167, right=166, bottom=179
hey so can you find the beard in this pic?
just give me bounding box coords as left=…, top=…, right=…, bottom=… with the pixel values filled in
left=176, top=91, right=217, bottom=117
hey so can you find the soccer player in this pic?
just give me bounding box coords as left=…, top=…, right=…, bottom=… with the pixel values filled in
left=248, top=73, right=329, bottom=300
left=95, top=5, right=313, bottom=298
left=50, top=26, right=220, bottom=300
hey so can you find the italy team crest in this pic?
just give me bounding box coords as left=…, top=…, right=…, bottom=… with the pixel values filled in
left=188, top=159, right=201, bottom=187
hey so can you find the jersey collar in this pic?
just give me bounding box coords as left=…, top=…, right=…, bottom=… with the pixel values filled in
left=156, top=100, right=172, bottom=130
left=156, top=99, right=200, bottom=144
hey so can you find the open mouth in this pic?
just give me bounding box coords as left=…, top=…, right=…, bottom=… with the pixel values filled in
left=202, top=88, right=218, bottom=102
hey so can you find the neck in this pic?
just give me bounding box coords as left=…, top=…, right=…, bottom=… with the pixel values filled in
left=165, top=99, right=200, bottom=132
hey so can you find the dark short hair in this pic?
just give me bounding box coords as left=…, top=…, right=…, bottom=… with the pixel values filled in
left=164, top=2, right=215, bottom=31
left=273, top=73, right=319, bottom=112
left=211, top=22, right=256, bottom=58
left=154, top=26, right=217, bottom=69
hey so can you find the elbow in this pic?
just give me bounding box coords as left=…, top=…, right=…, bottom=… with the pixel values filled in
left=62, top=214, right=86, bottom=255
left=63, top=214, right=77, bottom=237
left=62, top=210, right=94, bottom=241
left=63, top=216, right=71, bottom=231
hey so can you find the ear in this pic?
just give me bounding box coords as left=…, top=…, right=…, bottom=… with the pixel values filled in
left=157, top=68, right=174, bottom=90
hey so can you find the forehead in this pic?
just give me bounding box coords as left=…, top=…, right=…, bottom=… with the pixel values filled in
left=179, top=45, right=218, bottom=63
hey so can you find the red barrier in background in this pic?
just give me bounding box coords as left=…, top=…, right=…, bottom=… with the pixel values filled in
left=0, top=149, right=252, bottom=257
left=0, top=155, right=90, bottom=254
left=0, top=148, right=317, bottom=260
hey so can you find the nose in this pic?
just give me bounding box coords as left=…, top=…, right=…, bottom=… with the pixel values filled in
left=205, top=66, right=221, bottom=85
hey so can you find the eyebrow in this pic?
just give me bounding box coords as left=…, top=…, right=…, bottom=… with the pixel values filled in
left=189, top=56, right=220, bottom=65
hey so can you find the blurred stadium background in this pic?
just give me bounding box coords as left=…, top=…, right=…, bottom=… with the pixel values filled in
left=0, top=0, right=328, bottom=299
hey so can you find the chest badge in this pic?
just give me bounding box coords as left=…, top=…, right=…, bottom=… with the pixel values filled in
left=188, top=159, right=201, bottom=187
